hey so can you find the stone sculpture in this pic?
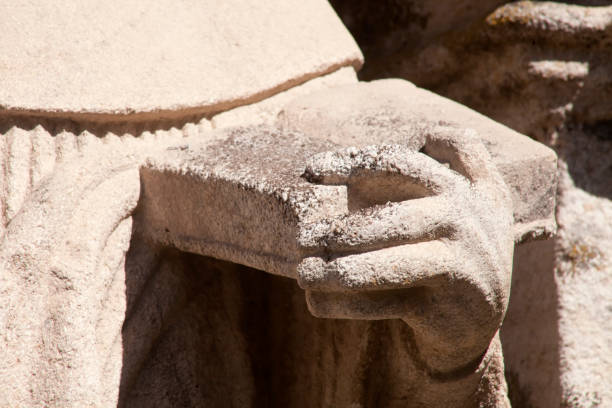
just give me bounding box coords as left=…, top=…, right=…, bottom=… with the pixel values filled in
left=329, top=1, right=612, bottom=405
left=1, top=1, right=558, bottom=407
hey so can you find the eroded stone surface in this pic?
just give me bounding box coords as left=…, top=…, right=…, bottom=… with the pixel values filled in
left=0, top=2, right=562, bottom=404
left=210, top=66, right=359, bottom=129
left=0, top=74, right=557, bottom=406
left=0, top=126, right=194, bottom=407
left=278, top=79, right=557, bottom=243
left=330, top=1, right=612, bottom=406
left=139, top=124, right=516, bottom=407
left=0, top=0, right=362, bottom=117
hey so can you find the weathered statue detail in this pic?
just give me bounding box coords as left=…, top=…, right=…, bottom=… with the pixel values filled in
left=299, top=135, right=514, bottom=375
left=0, top=1, right=558, bottom=407
left=329, top=1, right=612, bottom=405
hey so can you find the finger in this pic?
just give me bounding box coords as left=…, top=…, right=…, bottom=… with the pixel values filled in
left=422, top=127, right=499, bottom=184
left=299, top=196, right=455, bottom=254
left=304, top=145, right=465, bottom=194
left=304, top=288, right=423, bottom=320
left=303, top=147, right=362, bottom=184
left=297, top=240, right=456, bottom=291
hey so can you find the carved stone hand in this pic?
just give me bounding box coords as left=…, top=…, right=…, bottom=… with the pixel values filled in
left=296, top=130, right=515, bottom=374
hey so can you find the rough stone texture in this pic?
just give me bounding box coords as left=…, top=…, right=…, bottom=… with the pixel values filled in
left=118, top=252, right=510, bottom=408
left=0, top=2, right=562, bottom=407
left=329, top=0, right=612, bottom=406
left=502, top=239, right=561, bottom=408
left=0, top=80, right=556, bottom=407
left=553, top=132, right=611, bottom=408
left=0, top=125, right=196, bottom=407
left=0, top=0, right=362, bottom=117
left=139, top=124, right=517, bottom=408
left=278, top=80, right=557, bottom=243
left=211, top=66, right=359, bottom=129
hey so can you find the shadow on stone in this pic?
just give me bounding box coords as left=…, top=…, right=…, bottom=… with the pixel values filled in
left=501, top=239, right=562, bottom=408
left=559, top=125, right=612, bottom=199
left=115, top=235, right=490, bottom=407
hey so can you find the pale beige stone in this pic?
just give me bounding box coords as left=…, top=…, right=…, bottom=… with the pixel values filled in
left=0, top=0, right=362, bottom=117
left=0, top=100, right=555, bottom=407
left=211, top=66, right=358, bottom=129
left=336, top=1, right=611, bottom=405
left=278, top=79, right=558, bottom=243
left=140, top=124, right=516, bottom=407
left=0, top=1, right=564, bottom=406
left=137, top=80, right=559, bottom=405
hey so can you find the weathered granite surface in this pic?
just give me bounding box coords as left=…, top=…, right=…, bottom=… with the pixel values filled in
left=330, top=0, right=612, bottom=406
left=0, top=1, right=562, bottom=407
left=0, top=0, right=362, bottom=116
left=0, top=80, right=556, bottom=407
